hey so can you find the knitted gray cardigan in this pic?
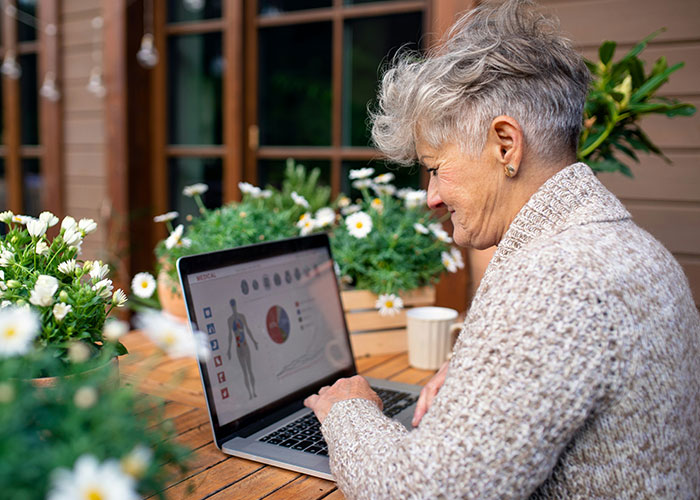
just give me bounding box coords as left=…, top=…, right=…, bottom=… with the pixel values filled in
left=321, top=163, right=700, bottom=499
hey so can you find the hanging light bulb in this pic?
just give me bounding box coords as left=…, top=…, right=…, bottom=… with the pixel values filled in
left=86, top=67, right=106, bottom=98
left=136, top=33, right=159, bottom=69
left=40, top=71, right=61, bottom=102
left=183, top=0, right=205, bottom=11
left=1, top=50, right=21, bottom=79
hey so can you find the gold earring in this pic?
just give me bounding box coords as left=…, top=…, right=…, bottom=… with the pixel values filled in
left=504, top=164, right=516, bottom=178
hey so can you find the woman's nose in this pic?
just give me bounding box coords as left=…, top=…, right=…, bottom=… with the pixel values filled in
left=427, top=178, right=443, bottom=210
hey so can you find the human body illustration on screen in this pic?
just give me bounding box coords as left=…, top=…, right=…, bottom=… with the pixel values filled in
left=227, top=298, right=259, bottom=399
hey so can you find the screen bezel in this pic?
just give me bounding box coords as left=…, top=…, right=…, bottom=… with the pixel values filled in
left=177, top=233, right=358, bottom=447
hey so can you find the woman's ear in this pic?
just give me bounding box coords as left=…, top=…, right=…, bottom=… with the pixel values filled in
left=488, top=115, right=524, bottom=177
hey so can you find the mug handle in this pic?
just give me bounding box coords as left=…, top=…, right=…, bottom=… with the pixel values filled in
left=446, top=323, right=463, bottom=360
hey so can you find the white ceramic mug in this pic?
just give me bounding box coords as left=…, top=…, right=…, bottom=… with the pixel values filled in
left=406, top=306, right=462, bottom=370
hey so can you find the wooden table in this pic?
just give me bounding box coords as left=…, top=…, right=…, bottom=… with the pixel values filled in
left=120, top=331, right=436, bottom=500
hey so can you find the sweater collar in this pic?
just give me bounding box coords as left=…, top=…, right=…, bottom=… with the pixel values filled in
left=489, top=163, right=630, bottom=268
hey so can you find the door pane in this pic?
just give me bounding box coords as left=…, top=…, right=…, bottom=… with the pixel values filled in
left=259, top=0, right=331, bottom=15
left=257, top=159, right=331, bottom=190
left=17, top=0, right=37, bottom=42
left=168, top=157, right=222, bottom=225
left=342, top=13, right=422, bottom=147
left=259, top=23, right=332, bottom=146
left=168, top=32, right=223, bottom=145
left=167, top=0, right=222, bottom=23
left=22, top=158, right=41, bottom=216
left=342, top=159, right=420, bottom=199
left=19, top=53, right=39, bottom=145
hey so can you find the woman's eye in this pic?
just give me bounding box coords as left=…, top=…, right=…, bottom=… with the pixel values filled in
left=427, top=167, right=438, bottom=177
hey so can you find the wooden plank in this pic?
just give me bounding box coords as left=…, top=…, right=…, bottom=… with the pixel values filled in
left=261, top=474, right=336, bottom=500
left=322, top=489, right=346, bottom=500
left=341, top=287, right=435, bottom=309
left=62, top=0, right=102, bottom=17
left=64, top=181, right=106, bottom=209
left=355, top=352, right=402, bottom=373
left=64, top=82, right=105, bottom=112
left=361, top=353, right=413, bottom=380
left=388, top=366, right=436, bottom=385
left=346, top=310, right=407, bottom=332
left=351, top=329, right=407, bottom=356
left=63, top=51, right=95, bottom=80
left=155, top=458, right=263, bottom=500
left=65, top=118, right=106, bottom=145
left=544, top=0, right=700, bottom=46
left=598, top=153, right=700, bottom=203
left=625, top=203, right=700, bottom=255
left=63, top=15, right=99, bottom=48
left=207, top=465, right=300, bottom=500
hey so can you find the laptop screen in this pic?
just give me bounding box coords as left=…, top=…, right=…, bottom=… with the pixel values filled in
left=180, top=235, right=354, bottom=432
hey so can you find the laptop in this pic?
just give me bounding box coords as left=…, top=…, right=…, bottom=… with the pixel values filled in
left=177, top=233, right=422, bottom=480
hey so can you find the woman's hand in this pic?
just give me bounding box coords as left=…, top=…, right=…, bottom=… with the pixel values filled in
left=304, top=375, right=383, bottom=424
left=412, top=360, right=450, bottom=427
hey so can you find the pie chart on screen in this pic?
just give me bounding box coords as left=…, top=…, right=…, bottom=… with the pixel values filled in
left=266, top=305, right=290, bottom=344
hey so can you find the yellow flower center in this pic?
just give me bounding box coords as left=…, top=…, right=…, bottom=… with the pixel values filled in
left=141, top=281, right=149, bottom=289
left=162, top=330, right=176, bottom=347
left=355, top=222, right=363, bottom=229
left=85, top=488, right=104, bottom=500
left=385, top=301, right=393, bottom=308
left=4, top=327, right=16, bottom=338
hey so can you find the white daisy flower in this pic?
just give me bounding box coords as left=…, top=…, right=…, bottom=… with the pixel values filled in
left=11, top=214, right=31, bottom=225
left=442, top=251, right=458, bottom=273
left=260, top=189, right=273, bottom=198
left=135, top=309, right=210, bottom=360
left=405, top=190, right=427, bottom=208
left=0, top=211, right=14, bottom=223
left=375, top=293, right=404, bottom=316
left=371, top=183, right=396, bottom=196
left=35, top=240, right=50, bottom=256
left=296, top=212, right=312, bottom=227
left=182, top=183, right=208, bottom=197
left=299, top=218, right=317, bottom=236
left=0, top=250, right=13, bottom=267
left=341, top=204, right=361, bottom=216
left=63, top=226, right=82, bottom=247
left=238, top=181, right=263, bottom=198
left=153, top=211, right=178, bottom=223
left=414, top=223, right=429, bottom=234
left=74, top=386, right=98, bottom=409
left=78, top=218, right=97, bottom=235
left=47, top=454, right=139, bottom=500
left=103, top=319, right=129, bottom=342
left=0, top=306, right=39, bottom=358
left=337, top=195, right=351, bottom=208
left=92, top=279, right=113, bottom=299
left=370, top=198, right=384, bottom=213
left=351, top=179, right=372, bottom=189
left=348, top=167, right=374, bottom=179
left=39, top=211, right=59, bottom=227
left=450, top=247, right=465, bottom=269
left=121, top=445, right=153, bottom=479
left=29, top=275, right=59, bottom=307
left=0, top=300, right=11, bottom=308
left=428, top=222, right=443, bottom=234
left=58, top=259, right=78, bottom=276
left=165, top=224, right=185, bottom=249
left=27, top=219, right=48, bottom=238
left=345, top=211, right=373, bottom=239
left=434, top=229, right=453, bottom=244
left=53, top=303, right=72, bottom=322
left=112, top=289, right=128, bottom=307
left=89, top=261, right=110, bottom=281
left=373, top=173, right=394, bottom=184
left=291, top=191, right=310, bottom=208
left=61, top=216, right=77, bottom=232
left=315, top=207, right=336, bottom=227
left=131, top=272, right=156, bottom=299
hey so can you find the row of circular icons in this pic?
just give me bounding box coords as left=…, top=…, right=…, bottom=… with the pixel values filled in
left=240, top=263, right=321, bottom=295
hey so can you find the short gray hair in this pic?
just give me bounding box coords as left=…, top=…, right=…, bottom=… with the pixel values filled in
left=370, top=0, right=591, bottom=164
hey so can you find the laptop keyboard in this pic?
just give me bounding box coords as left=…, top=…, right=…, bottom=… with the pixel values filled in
left=258, top=387, right=417, bottom=456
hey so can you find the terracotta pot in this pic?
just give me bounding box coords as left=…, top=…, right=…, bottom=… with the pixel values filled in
left=157, top=269, right=188, bottom=321
left=30, top=356, right=120, bottom=389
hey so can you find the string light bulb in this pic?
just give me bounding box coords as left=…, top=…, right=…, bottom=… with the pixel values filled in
left=40, top=71, right=60, bottom=102
left=1, top=50, right=21, bottom=79
left=136, top=33, right=158, bottom=68
left=86, top=67, right=106, bottom=98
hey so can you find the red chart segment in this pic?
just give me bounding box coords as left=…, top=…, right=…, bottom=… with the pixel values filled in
left=266, top=305, right=290, bottom=344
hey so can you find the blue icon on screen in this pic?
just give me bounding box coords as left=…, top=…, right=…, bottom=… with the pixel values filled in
left=207, top=323, right=216, bottom=335
left=210, top=339, right=219, bottom=351
left=203, top=307, right=212, bottom=318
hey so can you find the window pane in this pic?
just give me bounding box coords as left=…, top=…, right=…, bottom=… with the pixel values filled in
left=167, top=0, right=222, bottom=23
left=342, top=159, right=420, bottom=199
left=342, top=13, right=422, bottom=147
left=22, top=158, right=41, bottom=216
left=259, top=0, right=331, bottom=15
left=259, top=23, right=332, bottom=146
left=168, top=157, right=222, bottom=225
left=257, top=159, right=331, bottom=190
left=19, top=53, right=39, bottom=145
left=168, top=32, right=223, bottom=145
left=17, top=0, right=37, bottom=42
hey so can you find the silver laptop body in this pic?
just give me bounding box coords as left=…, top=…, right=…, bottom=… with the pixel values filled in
left=178, top=233, right=421, bottom=481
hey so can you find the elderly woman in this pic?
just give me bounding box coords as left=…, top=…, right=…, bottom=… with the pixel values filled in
left=304, top=0, right=700, bottom=498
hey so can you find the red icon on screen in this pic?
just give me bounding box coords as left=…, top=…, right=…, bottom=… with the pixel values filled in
left=214, top=355, right=222, bottom=367
left=217, top=372, right=226, bottom=383
left=221, top=388, right=229, bottom=399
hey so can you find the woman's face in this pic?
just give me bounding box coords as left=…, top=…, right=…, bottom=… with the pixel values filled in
left=418, top=139, right=508, bottom=249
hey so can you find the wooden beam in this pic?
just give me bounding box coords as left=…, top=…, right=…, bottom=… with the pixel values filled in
left=243, top=0, right=258, bottom=185
left=151, top=0, right=168, bottom=241
left=223, top=0, right=244, bottom=203
left=37, top=0, right=63, bottom=217
left=3, top=0, right=22, bottom=213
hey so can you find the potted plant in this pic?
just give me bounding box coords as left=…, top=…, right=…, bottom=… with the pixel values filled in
left=468, top=31, right=696, bottom=297
left=0, top=211, right=128, bottom=372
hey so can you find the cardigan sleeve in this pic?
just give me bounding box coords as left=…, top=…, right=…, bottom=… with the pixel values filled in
left=320, top=243, right=627, bottom=499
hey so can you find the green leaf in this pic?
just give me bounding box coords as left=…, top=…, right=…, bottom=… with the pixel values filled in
left=599, top=41, right=617, bottom=65
left=619, top=29, right=665, bottom=63
left=630, top=62, right=684, bottom=103
left=665, top=103, right=696, bottom=117
left=628, top=57, right=645, bottom=89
